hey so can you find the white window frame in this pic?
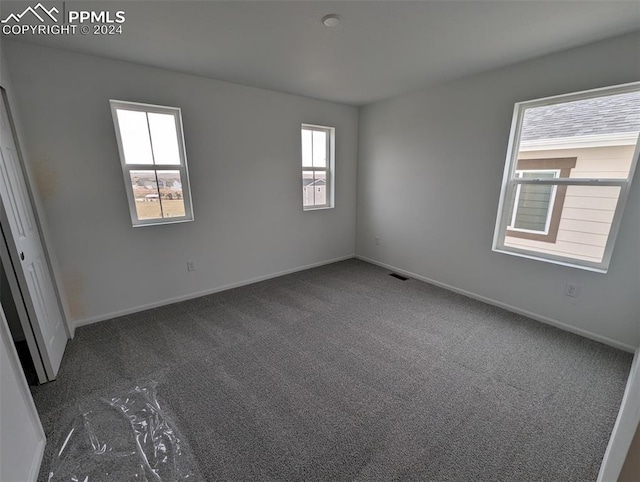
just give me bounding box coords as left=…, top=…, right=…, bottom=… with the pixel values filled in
left=301, top=124, right=335, bottom=210
left=508, top=169, right=560, bottom=235
left=110, top=100, right=194, bottom=227
left=493, top=82, right=640, bottom=273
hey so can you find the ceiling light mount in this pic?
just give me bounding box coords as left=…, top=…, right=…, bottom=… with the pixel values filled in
left=322, top=14, right=341, bottom=28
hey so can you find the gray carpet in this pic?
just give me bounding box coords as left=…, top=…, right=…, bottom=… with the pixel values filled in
left=33, top=259, right=631, bottom=481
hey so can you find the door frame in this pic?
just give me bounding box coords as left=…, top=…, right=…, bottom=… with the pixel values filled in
left=0, top=217, right=48, bottom=383
left=0, top=302, right=46, bottom=481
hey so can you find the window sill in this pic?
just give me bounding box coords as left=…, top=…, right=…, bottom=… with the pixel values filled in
left=492, top=247, right=608, bottom=274
left=132, top=217, right=194, bottom=228
left=303, top=206, right=334, bottom=212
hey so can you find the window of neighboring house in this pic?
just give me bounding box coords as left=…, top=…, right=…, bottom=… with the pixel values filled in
left=508, top=170, right=559, bottom=234
left=506, top=158, right=577, bottom=243
left=493, top=83, right=640, bottom=272
left=110, top=100, right=194, bottom=227
left=301, top=124, right=335, bottom=210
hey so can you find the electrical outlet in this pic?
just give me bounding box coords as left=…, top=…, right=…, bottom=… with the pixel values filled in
left=564, top=282, right=579, bottom=298
left=187, top=261, right=196, bottom=272
left=375, top=236, right=380, bottom=246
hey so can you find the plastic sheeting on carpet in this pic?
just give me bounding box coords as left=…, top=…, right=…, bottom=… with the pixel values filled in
left=46, top=381, right=196, bottom=481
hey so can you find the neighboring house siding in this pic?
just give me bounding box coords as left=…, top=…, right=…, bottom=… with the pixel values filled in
left=504, top=144, right=635, bottom=262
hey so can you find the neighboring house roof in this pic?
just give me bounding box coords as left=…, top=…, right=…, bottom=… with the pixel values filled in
left=521, top=91, right=640, bottom=141
left=303, top=179, right=326, bottom=187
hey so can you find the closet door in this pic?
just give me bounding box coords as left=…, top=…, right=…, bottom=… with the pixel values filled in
left=0, top=90, right=67, bottom=380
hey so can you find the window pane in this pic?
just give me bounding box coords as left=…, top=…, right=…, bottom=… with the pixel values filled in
left=312, top=130, right=327, bottom=167
left=497, top=86, right=639, bottom=270
left=112, top=100, right=194, bottom=227
left=314, top=171, right=327, bottom=205
left=518, top=91, right=640, bottom=180
left=510, top=171, right=556, bottom=232
left=504, top=185, right=622, bottom=264
left=512, top=184, right=554, bottom=232
left=302, top=170, right=314, bottom=206
left=117, top=110, right=153, bottom=165
left=301, top=129, right=313, bottom=167
left=157, top=170, right=186, bottom=218
left=301, top=125, right=333, bottom=210
left=148, top=113, right=181, bottom=165
left=130, top=170, right=162, bottom=220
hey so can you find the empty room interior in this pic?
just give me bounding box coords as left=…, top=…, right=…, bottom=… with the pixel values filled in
left=1, top=1, right=640, bottom=481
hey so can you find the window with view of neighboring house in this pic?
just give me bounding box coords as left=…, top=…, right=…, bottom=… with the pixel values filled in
left=508, top=170, right=559, bottom=234
left=301, top=124, right=334, bottom=209
left=110, top=100, right=194, bottom=226
left=493, top=83, right=640, bottom=272
left=506, top=157, right=577, bottom=244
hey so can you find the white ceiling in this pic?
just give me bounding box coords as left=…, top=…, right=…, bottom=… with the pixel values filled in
left=3, top=1, right=640, bottom=105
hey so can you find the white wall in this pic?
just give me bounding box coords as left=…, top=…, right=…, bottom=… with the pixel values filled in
left=357, top=32, right=640, bottom=349
left=4, top=41, right=358, bottom=328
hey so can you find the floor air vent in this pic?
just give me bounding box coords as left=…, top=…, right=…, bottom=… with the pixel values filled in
left=389, top=273, right=409, bottom=281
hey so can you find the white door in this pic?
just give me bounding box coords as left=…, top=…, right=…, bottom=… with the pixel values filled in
left=0, top=91, right=67, bottom=381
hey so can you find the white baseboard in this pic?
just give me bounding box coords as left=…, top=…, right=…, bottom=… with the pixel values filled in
left=598, top=347, right=640, bottom=482
left=73, top=254, right=355, bottom=330
left=356, top=255, right=635, bottom=353
left=74, top=251, right=634, bottom=354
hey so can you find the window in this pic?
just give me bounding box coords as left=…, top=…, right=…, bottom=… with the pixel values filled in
left=506, top=158, right=577, bottom=243
left=509, top=170, right=559, bottom=234
left=301, top=124, right=334, bottom=209
left=110, top=100, right=194, bottom=227
left=493, top=83, right=640, bottom=272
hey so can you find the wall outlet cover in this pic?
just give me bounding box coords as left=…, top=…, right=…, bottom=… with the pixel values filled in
left=564, top=282, right=579, bottom=298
